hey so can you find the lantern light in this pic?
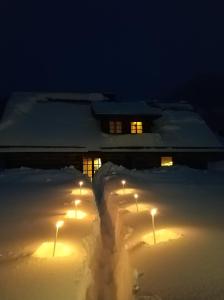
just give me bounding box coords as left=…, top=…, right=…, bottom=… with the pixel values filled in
left=134, top=193, right=139, bottom=212
left=73, top=199, right=81, bottom=218
left=79, top=181, right=84, bottom=195
left=121, top=180, right=126, bottom=194
left=56, top=220, right=64, bottom=229
left=150, top=208, right=157, bottom=244
left=53, top=220, right=64, bottom=257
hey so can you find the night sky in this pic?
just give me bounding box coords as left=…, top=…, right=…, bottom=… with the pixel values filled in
left=1, top=1, right=224, bottom=99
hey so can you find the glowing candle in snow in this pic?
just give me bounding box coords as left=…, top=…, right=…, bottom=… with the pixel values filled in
left=121, top=180, right=126, bottom=194
left=79, top=181, right=84, bottom=195
left=150, top=208, right=157, bottom=245
left=134, top=193, right=139, bottom=212
left=73, top=199, right=81, bottom=218
left=53, top=220, right=64, bottom=257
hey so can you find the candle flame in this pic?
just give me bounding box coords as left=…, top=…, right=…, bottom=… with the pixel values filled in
left=56, top=220, right=64, bottom=229
left=151, top=208, right=157, bottom=216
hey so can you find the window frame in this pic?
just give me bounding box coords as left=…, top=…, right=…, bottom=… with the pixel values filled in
left=130, top=121, right=143, bottom=134
left=109, top=120, right=122, bottom=134
left=83, top=157, right=102, bottom=178
left=161, top=156, right=173, bottom=167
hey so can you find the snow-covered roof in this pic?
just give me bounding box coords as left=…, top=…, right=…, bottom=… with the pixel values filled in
left=153, top=101, right=194, bottom=111
left=92, top=101, right=161, bottom=116
left=154, top=110, right=221, bottom=148
left=10, top=92, right=110, bottom=102
left=0, top=93, right=222, bottom=152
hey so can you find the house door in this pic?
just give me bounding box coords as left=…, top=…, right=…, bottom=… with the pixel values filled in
left=83, top=157, right=102, bottom=178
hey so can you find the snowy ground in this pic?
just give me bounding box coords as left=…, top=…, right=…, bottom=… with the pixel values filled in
left=0, top=167, right=101, bottom=300
left=95, top=163, right=224, bottom=300
left=1, top=164, right=224, bottom=300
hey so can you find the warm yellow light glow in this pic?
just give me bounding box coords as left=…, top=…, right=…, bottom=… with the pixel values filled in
left=33, top=242, right=75, bottom=258
left=115, top=188, right=136, bottom=195
left=134, top=193, right=138, bottom=199
left=73, top=199, right=81, bottom=206
left=83, top=157, right=102, bottom=178
left=151, top=208, right=157, bottom=217
left=161, top=156, right=173, bottom=167
left=131, top=121, right=143, bottom=134
left=56, top=220, right=64, bottom=229
left=71, top=188, right=92, bottom=196
left=83, top=157, right=92, bottom=178
left=121, top=203, right=150, bottom=213
left=65, top=210, right=87, bottom=220
left=79, top=181, right=84, bottom=187
left=94, top=158, right=102, bottom=172
left=121, top=180, right=126, bottom=185
left=142, top=229, right=182, bottom=246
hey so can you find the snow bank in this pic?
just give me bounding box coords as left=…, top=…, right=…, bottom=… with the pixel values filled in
left=94, top=162, right=224, bottom=300
left=93, top=163, right=135, bottom=300
left=0, top=167, right=101, bottom=300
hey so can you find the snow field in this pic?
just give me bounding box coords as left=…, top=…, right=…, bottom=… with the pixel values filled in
left=96, top=163, right=224, bottom=300
left=0, top=167, right=101, bottom=300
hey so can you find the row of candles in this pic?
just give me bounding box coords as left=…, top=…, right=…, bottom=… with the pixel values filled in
left=53, top=179, right=158, bottom=256
left=122, top=179, right=158, bottom=245
left=53, top=181, right=84, bottom=257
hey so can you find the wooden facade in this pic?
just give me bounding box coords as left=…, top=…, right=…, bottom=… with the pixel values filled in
left=1, top=150, right=224, bottom=174
left=1, top=98, right=223, bottom=176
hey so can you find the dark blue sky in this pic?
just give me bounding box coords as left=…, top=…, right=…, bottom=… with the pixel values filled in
left=1, top=1, right=224, bottom=99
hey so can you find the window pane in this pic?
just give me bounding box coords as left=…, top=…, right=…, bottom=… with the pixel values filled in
left=83, top=157, right=102, bottom=177
left=131, top=121, right=143, bottom=134
left=94, top=158, right=102, bottom=173
left=161, top=156, right=173, bottom=167
left=109, top=121, right=122, bottom=133
left=83, top=157, right=92, bottom=178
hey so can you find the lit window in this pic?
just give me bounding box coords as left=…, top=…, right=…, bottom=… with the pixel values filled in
left=83, top=157, right=102, bottom=178
left=94, top=158, right=102, bottom=173
left=131, top=122, right=143, bottom=134
left=109, top=121, right=122, bottom=133
left=161, top=156, right=173, bottom=167
left=83, top=157, right=92, bottom=178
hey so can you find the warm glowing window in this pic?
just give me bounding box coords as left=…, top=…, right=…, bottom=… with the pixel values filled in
left=109, top=121, right=122, bottom=133
left=94, top=158, right=102, bottom=173
left=83, top=157, right=102, bottom=178
left=161, top=156, right=173, bottom=167
left=83, top=157, right=92, bottom=178
left=131, top=122, right=143, bottom=134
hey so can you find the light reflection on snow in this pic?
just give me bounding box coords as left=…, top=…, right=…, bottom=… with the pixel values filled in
left=142, top=228, right=183, bottom=246
left=71, top=188, right=92, bottom=196
left=115, top=188, right=137, bottom=195
left=65, top=210, right=87, bottom=220
left=33, top=242, right=75, bottom=258
left=120, top=203, right=151, bottom=213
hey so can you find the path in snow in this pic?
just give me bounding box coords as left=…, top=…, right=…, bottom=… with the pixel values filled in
left=93, top=164, right=117, bottom=300
left=93, top=163, right=134, bottom=300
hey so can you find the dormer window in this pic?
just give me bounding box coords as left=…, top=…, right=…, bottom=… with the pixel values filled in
left=131, top=121, right=143, bottom=134
left=109, top=121, right=122, bottom=134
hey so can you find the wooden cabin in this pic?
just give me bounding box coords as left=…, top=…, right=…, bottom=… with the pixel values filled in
left=0, top=92, right=223, bottom=178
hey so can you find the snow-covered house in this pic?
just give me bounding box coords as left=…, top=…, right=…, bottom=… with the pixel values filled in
left=0, top=92, right=223, bottom=177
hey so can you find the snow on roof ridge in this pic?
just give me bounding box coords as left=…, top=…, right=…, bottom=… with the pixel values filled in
left=11, top=92, right=111, bottom=101
left=92, top=101, right=162, bottom=116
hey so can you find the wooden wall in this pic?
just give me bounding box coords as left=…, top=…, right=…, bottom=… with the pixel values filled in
left=0, top=151, right=224, bottom=171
